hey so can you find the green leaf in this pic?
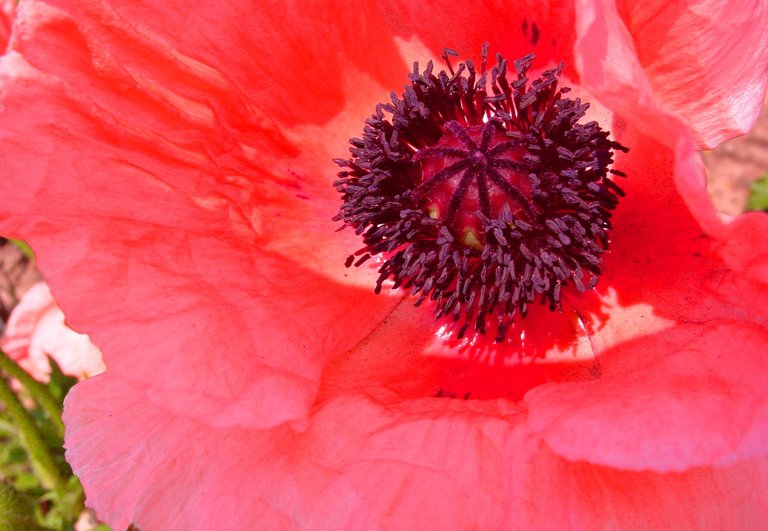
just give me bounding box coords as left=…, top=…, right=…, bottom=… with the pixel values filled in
left=746, top=175, right=768, bottom=211
left=13, top=473, right=40, bottom=493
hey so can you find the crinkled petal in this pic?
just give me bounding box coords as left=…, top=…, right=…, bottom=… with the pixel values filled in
left=620, top=0, right=768, bottom=149
left=577, top=0, right=768, bottom=149
left=574, top=0, right=734, bottom=237
left=65, top=376, right=768, bottom=529
left=526, top=447, right=768, bottom=529
left=527, top=322, right=768, bottom=471
left=5, top=0, right=406, bottom=273
left=0, top=0, right=408, bottom=428
left=65, top=377, right=530, bottom=530
left=17, top=0, right=405, bottom=127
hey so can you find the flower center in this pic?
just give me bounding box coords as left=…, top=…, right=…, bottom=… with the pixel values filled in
left=415, top=121, right=531, bottom=248
left=334, top=49, right=627, bottom=341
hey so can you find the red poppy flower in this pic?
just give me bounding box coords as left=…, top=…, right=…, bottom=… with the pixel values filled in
left=1, top=0, right=767, bottom=528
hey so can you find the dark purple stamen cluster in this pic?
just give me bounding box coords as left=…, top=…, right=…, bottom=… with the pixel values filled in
left=333, top=49, right=627, bottom=341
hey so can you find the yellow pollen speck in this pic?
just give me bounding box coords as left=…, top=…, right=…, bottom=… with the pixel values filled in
left=427, top=205, right=440, bottom=219
left=461, top=229, right=483, bottom=249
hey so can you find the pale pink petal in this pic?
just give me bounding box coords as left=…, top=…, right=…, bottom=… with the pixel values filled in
left=1, top=281, right=105, bottom=381
left=2, top=282, right=56, bottom=380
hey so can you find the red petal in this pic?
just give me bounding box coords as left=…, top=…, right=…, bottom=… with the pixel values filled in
left=576, top=0, right=768, bottom=149
left=0, top=0, right=14, bottom=50
left=0, top=1, right=405, bottom=428
left=374, top=0, right=579, bottom=76
left=526, top=447, right=768, bottom=529
left=716, top=212, right=768, bottom=285
left=527, top=322, right=768, bottom=471
left=65, top=377, right=768, bottom=528
left=22, top=0, right=405, bottom=127
left=65, top=379, right=531, bottom=529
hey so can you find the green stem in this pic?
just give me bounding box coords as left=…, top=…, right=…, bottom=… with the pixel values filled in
left=0, top=417, right=16, bottom=436
left=0, top=481, right=45, bottom=531
left=0, top=375, right=66, bottom=496
left=0, top=349, right=64, bottom=439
